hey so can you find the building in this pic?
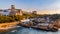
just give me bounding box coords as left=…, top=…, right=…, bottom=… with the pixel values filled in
left=0, top=9, right=10, bottom=16
left=0, top=5, right=23, bottom=16
left=32, top=11, right=37, bottom=14
left=16, top=9, right=23, bottom=16
left=10, top=5, right=23, bottom=16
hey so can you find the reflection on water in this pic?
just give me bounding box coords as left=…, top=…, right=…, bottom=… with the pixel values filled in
left=0, top=26, right=60, bottom=34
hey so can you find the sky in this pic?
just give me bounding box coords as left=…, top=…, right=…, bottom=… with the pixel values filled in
left=0, top=0, right=60, bottom=11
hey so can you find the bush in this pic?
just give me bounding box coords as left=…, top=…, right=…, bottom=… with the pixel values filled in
left=0, top=15, right=24, bottom=23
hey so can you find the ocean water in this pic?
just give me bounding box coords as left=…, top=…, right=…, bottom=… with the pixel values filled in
left=0, top=27, right=60, bottom=34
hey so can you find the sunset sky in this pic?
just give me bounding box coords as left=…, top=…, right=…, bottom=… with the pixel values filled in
left=0, top=0, right=60, bottom=14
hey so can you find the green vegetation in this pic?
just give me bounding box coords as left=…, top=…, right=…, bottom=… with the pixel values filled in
left=24, top=13, right=60, bottom=20
left=0, top=15, right=24, bottom=23
left=0, top=13, right=60, bottom=23
left=0, top=13, right=39, bottom=23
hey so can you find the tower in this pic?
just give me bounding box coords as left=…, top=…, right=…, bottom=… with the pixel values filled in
left=10, top=5, right=16, bottom=15
left=10, top=5, right=23, bottom=16
left=11, top=5, right=15, bottom=11
left=11, top=5, right=15, bottom=9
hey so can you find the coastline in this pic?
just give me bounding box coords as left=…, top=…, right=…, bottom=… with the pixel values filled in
left=0, top=21, right=19, bottom=31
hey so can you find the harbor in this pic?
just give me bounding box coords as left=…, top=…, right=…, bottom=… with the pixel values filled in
left=18, top=17, right=60, bottom=32
left=0, top=17, right=60, bottom=32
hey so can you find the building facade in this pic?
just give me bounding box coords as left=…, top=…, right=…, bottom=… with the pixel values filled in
left=10, top=5, right=23, bottom=16
left=0, top=5, right=23, bottom=16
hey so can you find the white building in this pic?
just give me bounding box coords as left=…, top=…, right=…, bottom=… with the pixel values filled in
left=0, top=10, right=10, bottom=16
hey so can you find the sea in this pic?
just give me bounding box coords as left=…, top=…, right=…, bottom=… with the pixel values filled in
left=0, top=26, right=60, bottom=34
